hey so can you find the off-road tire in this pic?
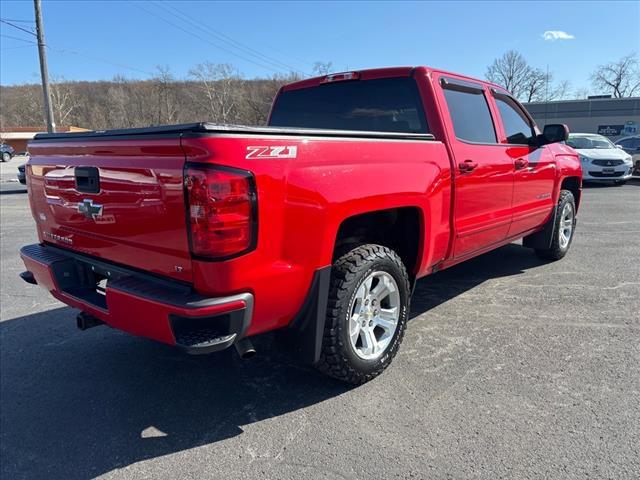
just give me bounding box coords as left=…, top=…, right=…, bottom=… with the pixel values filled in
left=316, top=244, right=410, bottom=384
left=535, top=190, right=576, bottom=261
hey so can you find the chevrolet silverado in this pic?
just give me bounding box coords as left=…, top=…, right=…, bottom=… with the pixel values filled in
left=20, top=66, right=582, bottom=383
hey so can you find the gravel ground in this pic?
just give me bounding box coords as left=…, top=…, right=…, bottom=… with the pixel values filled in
left=1, top=181, right=639, bottom=479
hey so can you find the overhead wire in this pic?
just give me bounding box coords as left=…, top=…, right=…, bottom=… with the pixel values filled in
left=133, top=1, right=295, bottom=75
left=0, top=18, right=35, bottom=23
left=0, top=18, right=36, bottom=36
left=1, top=33, right=38, bottom=44
left=157, top=1, right=307, bottom=75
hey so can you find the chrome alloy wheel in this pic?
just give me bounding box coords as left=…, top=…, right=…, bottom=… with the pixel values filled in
left=348, top=271, right=400, bottom=360
left=559, top=202, right=574, bottom=249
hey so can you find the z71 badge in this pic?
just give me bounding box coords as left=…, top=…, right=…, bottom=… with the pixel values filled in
left=246, top=146, right=297, bottom=159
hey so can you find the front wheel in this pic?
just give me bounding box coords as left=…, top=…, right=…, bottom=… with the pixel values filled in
left=316, top=244, right=410, bottom=384
left=535, top=190, right=576, bottom=261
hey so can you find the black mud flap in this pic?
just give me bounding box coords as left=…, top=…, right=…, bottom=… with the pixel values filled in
left=523, top=207, right=557, bottom=250
left=283, top=266, right=331, bottom=365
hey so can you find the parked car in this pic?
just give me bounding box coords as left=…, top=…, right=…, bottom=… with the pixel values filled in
left=566, top=133, right=633, bottom=185
left=615, top=134, right=640, bottom=176
left=19, top=66, right=581, bottom=384
left=17, top=164, right=26, bottom=184
left=1, top=143, right=15, bottom=162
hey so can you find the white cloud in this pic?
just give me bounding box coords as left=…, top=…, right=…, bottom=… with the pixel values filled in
left=542, top=30, right=575, bottom=41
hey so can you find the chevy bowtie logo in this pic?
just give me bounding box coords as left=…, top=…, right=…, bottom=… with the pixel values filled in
left=77, top=199, right=103, bottom=220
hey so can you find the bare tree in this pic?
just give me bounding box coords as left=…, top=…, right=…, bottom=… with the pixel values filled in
left=189, top=62, right=242, bottom=124
left=550, top=80, right=572, bottom=101
left=153, top=66, right=179, bottom=125
left=312, top=61, right=333, bottom=76
left=23, top=86, right=45, bottom=125
left=106, top=76, right=132, bottom=128
left=591, top=53, right=640, bottom=98
left=49, top=76, right=78, bottom=127
left=486, top=50, right=532, bottom=100
left=573, top=87, right=590, bottom=100
left=522, top=68, right=548, bottom=102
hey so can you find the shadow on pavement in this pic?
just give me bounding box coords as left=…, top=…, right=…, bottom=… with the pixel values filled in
left=1, top=243, right=545, bottom=479
left=0, top=310, right=352, bottom=479
left=411, top=242, right=546, bottom=316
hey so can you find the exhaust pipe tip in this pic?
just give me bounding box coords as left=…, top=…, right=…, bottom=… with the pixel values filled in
left=20, top=271, right=37, bottom=285
left=234, top=338, right=256, bottom=359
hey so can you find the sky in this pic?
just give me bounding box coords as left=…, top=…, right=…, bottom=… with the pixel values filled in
left=1, top=0, right=639, bottom=94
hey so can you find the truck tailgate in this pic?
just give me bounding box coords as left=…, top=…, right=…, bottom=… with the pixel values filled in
left=26, top=137, right=192, bottom=283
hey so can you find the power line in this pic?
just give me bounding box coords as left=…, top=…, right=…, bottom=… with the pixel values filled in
left=47, top=45, right=156, bottom=76
left=0, top=18, right=35, bottom=23
left=0, top=18, right=37, bottom=36
left=3, top=11, right=154, bottom=78
left=1, top=33, right=37, bottom=44
left=132, top=1, right=285, bottom=75
left=157, top=1, right=307, bottom=75
left=1, top=44, right=37, bottom=51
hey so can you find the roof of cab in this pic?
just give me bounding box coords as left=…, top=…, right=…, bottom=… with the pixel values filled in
left=281, top=66, right=508, bottom=94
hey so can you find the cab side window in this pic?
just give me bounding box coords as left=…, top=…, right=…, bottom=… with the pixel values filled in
left=494, top=95, right=536, bottom=145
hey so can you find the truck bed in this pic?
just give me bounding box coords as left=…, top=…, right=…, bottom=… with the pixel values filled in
left=33, top=122, right=435, bottom=141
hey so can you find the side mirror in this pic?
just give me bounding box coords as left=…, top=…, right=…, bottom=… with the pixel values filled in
left=615, top=145, right=624, bottom=150
left=540, top=124, right=569, bottom=145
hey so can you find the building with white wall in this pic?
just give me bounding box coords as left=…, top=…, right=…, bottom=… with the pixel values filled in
left=524, top=97, right=640, bottom=141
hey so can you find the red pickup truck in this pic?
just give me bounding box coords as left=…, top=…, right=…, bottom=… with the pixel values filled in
left=20, top=66, right=581, bottom=383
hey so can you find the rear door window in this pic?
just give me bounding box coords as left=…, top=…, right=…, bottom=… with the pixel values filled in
left=269, top=77, right=428, bottom=133
left=442, top=87, right=496, bottom=143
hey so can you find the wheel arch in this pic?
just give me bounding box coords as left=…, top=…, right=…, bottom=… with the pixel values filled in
left=560, top=176, right=582, bottom=211
left=332, top=206, right=425, bottom=281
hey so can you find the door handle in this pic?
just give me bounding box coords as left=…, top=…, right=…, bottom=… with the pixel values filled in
left=514, top=158, right=529, bottom=170
left=459, top=159, right=478, bottom=173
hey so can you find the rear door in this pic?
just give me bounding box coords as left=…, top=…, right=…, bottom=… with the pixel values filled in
left=490, top=92, right=556, bottom=236
left=437, top=76, right=514, bottom=258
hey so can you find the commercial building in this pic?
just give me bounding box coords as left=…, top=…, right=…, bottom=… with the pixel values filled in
left=0, top=126, right=89, bottom=153
left=524, top=97, right=640, bottom=141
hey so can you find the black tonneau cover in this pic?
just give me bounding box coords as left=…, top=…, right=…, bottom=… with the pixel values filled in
left=33, top=123, right=435, bottom=142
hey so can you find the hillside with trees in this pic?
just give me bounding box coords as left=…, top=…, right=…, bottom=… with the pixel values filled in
left=0, top=64, right=301, bottom=130
left=1, top=53, right=637, bottom=131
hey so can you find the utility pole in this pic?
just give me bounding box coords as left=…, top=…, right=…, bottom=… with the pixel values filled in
left=34, top=0, right=55, bottom=133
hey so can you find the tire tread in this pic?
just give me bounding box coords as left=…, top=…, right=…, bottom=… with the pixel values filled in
left=316, top=244, right=410, bottom=384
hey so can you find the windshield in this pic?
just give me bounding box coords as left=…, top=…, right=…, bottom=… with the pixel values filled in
left=567, top=134, right=615, bottom=150
left=269, top=77, right=429, bottom=134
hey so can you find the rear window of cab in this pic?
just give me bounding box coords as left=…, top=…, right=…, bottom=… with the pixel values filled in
left=269, top=77, right=429, bottom=134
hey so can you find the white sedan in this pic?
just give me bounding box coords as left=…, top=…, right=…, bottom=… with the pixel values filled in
left=567, top=133, right=634, bottom=185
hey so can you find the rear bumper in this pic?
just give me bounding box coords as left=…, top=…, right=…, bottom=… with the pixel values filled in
left=20, top=243, right=253, bottom=354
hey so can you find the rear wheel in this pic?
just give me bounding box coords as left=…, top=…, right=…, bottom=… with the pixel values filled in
left=535, top=190, right=576, bottom=261
left=316, top=244, right=410, bottom=384
left=1, top=152, right=10, bottom=162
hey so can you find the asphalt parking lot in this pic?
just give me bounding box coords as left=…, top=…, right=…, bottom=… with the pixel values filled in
left=1, top=181, right=639, bottom=479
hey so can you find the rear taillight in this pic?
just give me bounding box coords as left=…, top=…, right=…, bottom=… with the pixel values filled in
left=185, top=165, right=257, bottom=260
